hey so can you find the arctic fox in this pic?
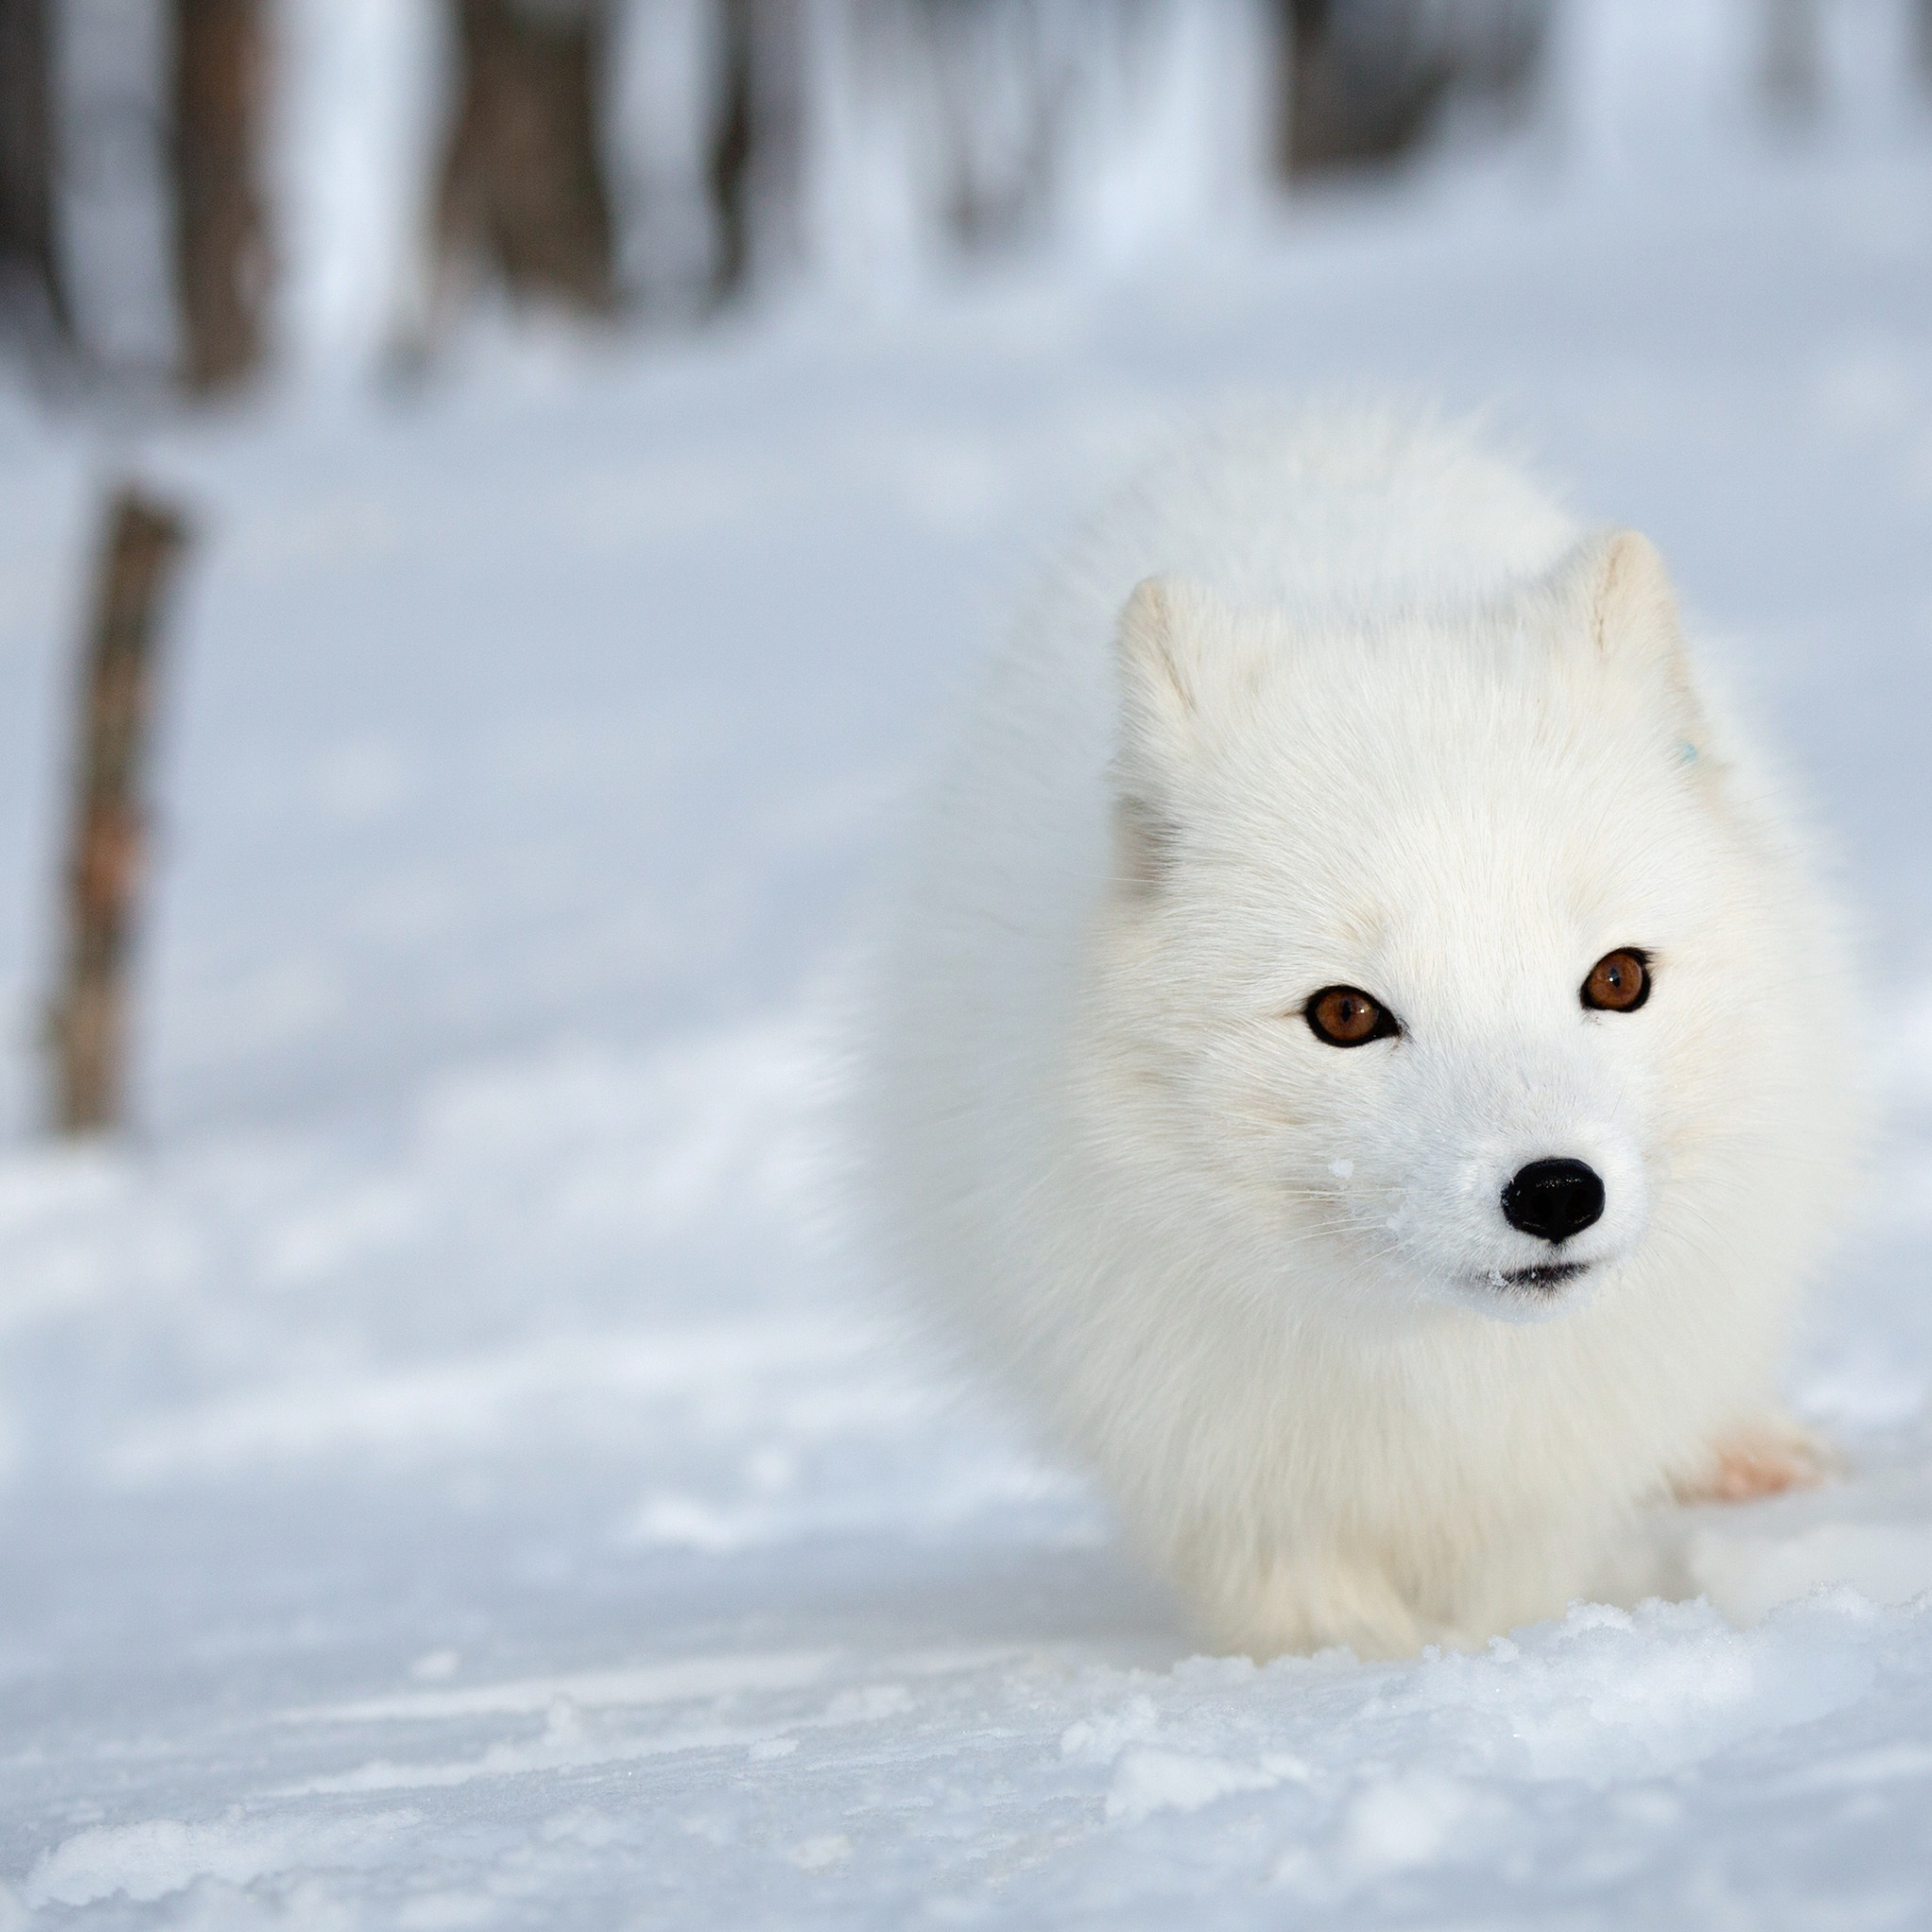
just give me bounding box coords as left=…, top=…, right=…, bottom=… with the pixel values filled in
left=865, top=410, right=1861, bottom=1659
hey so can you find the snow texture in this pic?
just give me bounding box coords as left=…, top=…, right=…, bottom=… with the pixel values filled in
left=5, top=36, right=1932, bottom=1932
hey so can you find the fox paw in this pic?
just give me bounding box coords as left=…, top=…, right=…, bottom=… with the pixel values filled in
left=1199, top=1553, right=1440, bottom=1661
left=1674, top=1418, right=1840, bottom=1506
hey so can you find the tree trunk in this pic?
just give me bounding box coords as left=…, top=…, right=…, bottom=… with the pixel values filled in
left=47, top=488, right=190, bottom=1138
left=435, top=0, right=617, bottom=317
left=172, top=0, right=270, bottom=392
left=0, top=0, right=67, bottom=353
left=1275, top=0, right=1451, bottom=178
left=708, top=0, right=804, bottom=304
left=913, top=0, right=1068, bottom=252
left=1760, top=0, right=1822, bottom=115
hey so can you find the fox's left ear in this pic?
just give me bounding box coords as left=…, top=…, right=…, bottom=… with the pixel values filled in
left=1545, top=529, right=1710, bottom=757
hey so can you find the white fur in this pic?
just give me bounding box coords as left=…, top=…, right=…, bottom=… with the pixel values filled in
left=862, top=409, right=1861, bottom=1659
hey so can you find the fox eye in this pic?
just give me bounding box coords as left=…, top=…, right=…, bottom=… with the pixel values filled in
left=1582, top=948, right=1650, bottom=1012
left=1306, top=986, right=1398, bottom=1048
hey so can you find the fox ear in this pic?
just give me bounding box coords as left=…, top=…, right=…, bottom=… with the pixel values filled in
left=1112, top=573, right=1249, bottom=770
left=1575, top=528, right=1678, bottom=660
left=1546, top=529, right=1708, bottom=754
left=1114, top=575, right=1195, bottom=774
left=1110, top=574, right=1237, bottom=891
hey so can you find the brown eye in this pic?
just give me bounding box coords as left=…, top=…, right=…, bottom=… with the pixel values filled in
left=1306, top=986, right=1398, bottom=1048
left=1582, top=948, right=1651, bottom=1012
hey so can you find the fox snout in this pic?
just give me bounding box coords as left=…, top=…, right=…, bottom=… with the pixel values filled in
left=1359, top=1056, right=1647, bottom=1313
left=1500, top=1158, right=1606, bottom=1244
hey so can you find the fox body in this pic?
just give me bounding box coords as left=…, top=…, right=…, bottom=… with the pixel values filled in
left=866, top=412, right=1858, bottom=1658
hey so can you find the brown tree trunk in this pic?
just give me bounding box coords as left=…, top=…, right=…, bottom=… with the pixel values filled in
left=1275, top=0, right=1450, bottom=178
left=0, top=0, right=67, bottom=350
left=435, top=0, right=617, bottom=317
left=172, top=0, right=271, bottom=392
left=47, top=488, right=190, bottom=1137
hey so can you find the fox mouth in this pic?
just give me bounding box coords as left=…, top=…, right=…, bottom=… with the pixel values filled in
left=1487, top=1261, right=1591, bottom=1292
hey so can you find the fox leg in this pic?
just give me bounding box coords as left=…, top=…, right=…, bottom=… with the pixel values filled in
left=1195, top=1550, right=1441, bottom=1662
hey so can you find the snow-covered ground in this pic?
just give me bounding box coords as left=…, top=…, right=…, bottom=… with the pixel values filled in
left=4, top=119, right=1932, bottom=1927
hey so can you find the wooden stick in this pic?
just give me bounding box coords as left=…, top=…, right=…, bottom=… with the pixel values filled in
left=47, top=487, right=190, bottom=1135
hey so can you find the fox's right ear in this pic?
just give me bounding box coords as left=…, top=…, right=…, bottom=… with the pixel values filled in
left=1114, top=575, right=1196, bottom=774
left=1110, top=574, right=1248, bottom=893
left=1112, top=575, right=1209, bottom=891
left=1112, top=573, right=1250, bottom=767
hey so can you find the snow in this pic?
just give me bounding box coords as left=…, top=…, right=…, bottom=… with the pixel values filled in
left=4, top=69, right=1932, bottom=1932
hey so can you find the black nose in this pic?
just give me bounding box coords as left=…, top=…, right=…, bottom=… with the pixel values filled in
left=1501, top=1158, right=1605, bottom=1244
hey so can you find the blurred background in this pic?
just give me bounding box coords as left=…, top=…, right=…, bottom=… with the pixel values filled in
left=2, top=0, right=1925, bottom=395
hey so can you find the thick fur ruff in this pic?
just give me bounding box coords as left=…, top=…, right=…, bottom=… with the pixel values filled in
left=863, top=409, right=1860, bottom=1659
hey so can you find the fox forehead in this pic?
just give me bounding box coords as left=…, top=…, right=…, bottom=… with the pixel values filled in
left=1116, top=559, right=1735, bottom=1010
left=1161, top=720, right=1719, bottom=1006
left=1209, top=645, right=1709, bottom=823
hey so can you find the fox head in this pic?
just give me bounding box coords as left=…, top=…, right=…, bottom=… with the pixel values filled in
left=1081, top=531, right=1835, bottom=1327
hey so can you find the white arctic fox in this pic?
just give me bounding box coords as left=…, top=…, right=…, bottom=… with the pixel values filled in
left=863, top=409, right=1863, bottom=1660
